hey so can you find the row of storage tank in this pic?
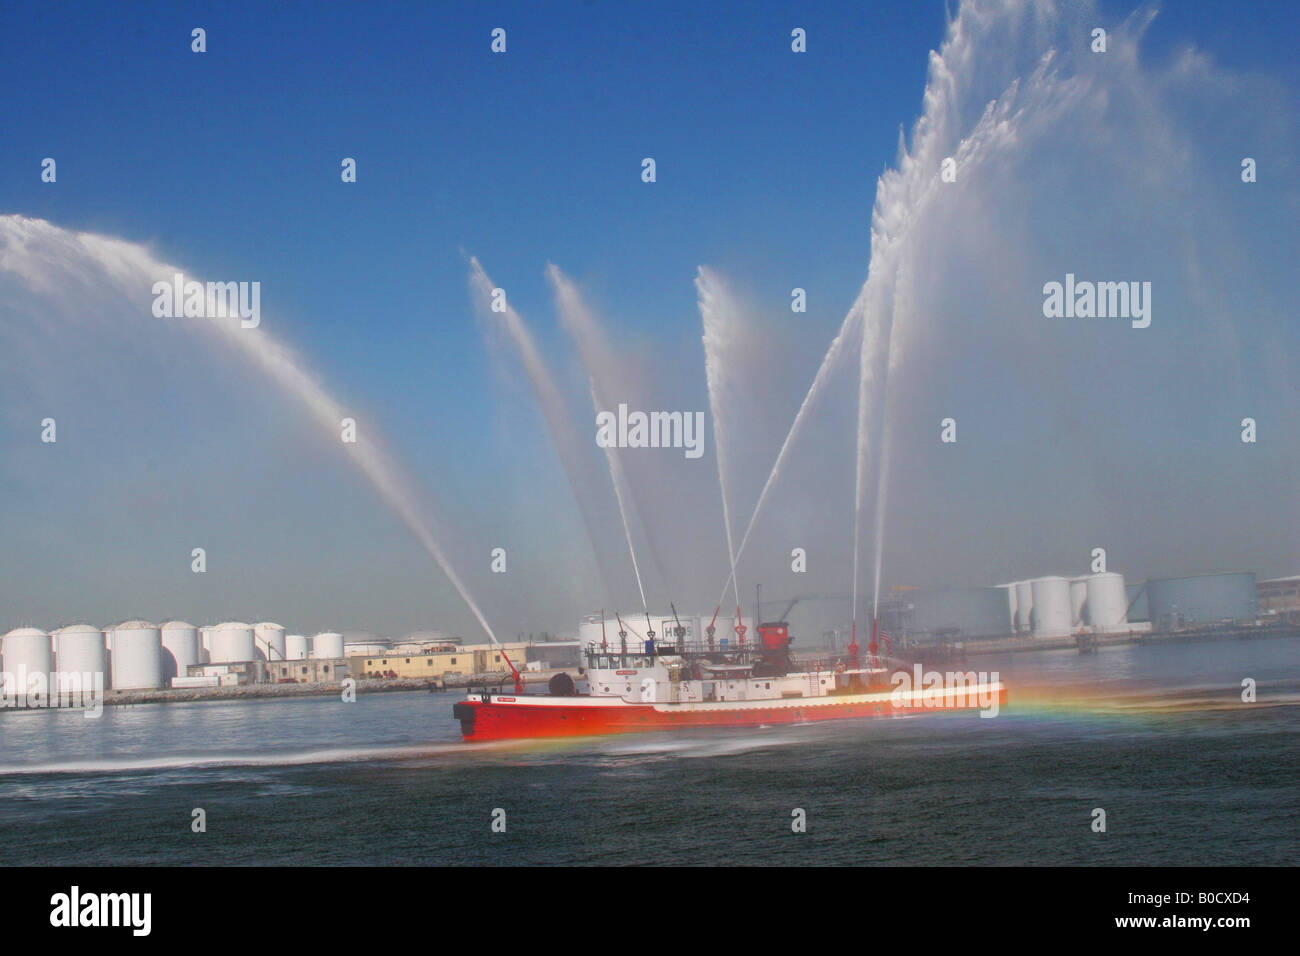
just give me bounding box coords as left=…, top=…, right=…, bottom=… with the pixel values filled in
left=999, top=573, right=1129, bottom=638
left=886, top=571, right=1260, bottom=643
left=0, top=622, right=347, bottom=691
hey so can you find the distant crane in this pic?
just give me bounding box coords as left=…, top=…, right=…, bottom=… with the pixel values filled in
left=757, top=593, right=851, bottom=623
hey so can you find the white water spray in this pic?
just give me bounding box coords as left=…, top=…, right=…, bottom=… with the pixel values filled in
left=547, top=265, right=658, bottom=610
left=696, top=267, right=743, bottom=615
left=594, top=382, right=649, bottom=611
left=848, top=2, right=1107, bottom=620
left=467, top=256, right=614, bottom=598
left=720, top=291, right=866, bottom=602
left=0, top=215, right=499, bottom=645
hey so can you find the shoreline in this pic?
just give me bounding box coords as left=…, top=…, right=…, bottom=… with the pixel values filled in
left=960, top=623, right=1300, bottom=656
left=0, top=668, right=579, bottom=713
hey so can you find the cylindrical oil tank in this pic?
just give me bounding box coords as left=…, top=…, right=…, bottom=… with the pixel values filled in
left=52, top=624, right=107, bottom=684
left=1146, top=573, right=1257, bottom=628
left=1000, top=584, right=1019, bottom=634
left=160, top=621, right=200, bottom=682
left=103, top=625, right=115, bottom=684
left=311, top=632, right=345, bottom=659
left=346, top=640, right=394, bottom=657
left=344, top=630, right=389, bottom=648
left=210, top=622, right=256, bottom=663
left=1014, top=581, right=1034, bottom=633
left=1030, top=577, right=1072, bottom=637
left=578, top=617, right=606, bottom=651
left=1086, top=572, right=1128, bottom=630
left=285, top=634, right=310, bottom=660
left=3, top=628, right=53, bottom=697
left=1069, top=577, right=1088, bottom=626
left=111, top=621, right=164, bottom=690
left=254, top=622, right=286, bottom=661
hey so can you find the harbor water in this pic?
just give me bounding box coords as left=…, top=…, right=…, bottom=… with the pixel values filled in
left=0, top=638, right=1296, bottom=866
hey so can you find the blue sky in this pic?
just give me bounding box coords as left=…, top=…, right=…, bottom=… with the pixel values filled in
left=0, top=1, right=1296, bottom=638
left=8, top=0, right=1291, bottom=422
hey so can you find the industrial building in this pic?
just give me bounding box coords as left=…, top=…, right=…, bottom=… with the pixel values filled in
left=1257, top=575, right=1300, bottom=622
left=184, top=660, right=268, bottom=686
left=1126, top=584, right=1149, bottom=622
left=1144, top=572, right=1258, bottom=629
left=348, top=642, right=528, bottom=680
left=878, top=587, right=1009, bottom=643
left=266, top=658, right=349, bottom=683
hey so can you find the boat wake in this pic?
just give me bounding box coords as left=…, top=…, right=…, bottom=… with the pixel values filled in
left=0, top=741, right=518, bottom=777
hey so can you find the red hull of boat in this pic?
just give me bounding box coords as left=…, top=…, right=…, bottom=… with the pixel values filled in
left=455, top=687, right=1007, bottom=741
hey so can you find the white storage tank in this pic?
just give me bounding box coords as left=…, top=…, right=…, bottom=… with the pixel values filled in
left=254, top=622, right=286, bottom=661
left=210, top=622, right=256, bottom=663
left=52, top=624, right=107, bottom=684
left=311, top=632, right=345, bottom=659
left=285, top=634, right=310, bottom=660
left=1086, top=572, right=1129, bottom=630
left=1069, top=577, right=1089, bottom=626
left=3, top=627, right=53, bottom=699
left=111, top=621, right=165, bottom=690
left=1030, top=577, right=1073, bottom=637
left=1014, top=581, right=1034, bottom=634
left=345, top=639, right=393, bottom=657
left=103, top=624, right=115, bottom=683
left=160, top=621, right=200, bottom=681
left=578, top=616, right=607, bottom=651
left=999, top=584, right=1019, bottom=634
